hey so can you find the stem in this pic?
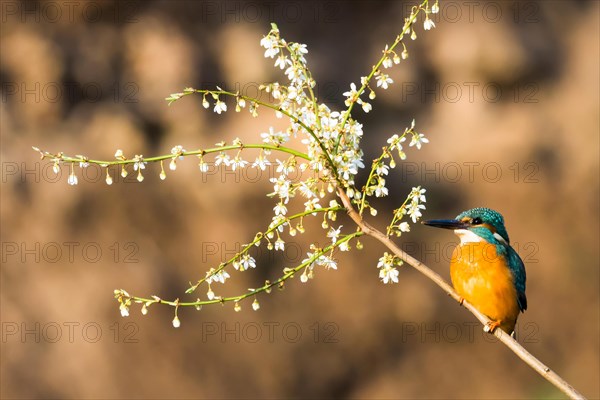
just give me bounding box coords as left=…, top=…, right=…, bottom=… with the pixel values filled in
left=191, top=89, right=339, bottom=179
left=337, top=187, right=586, bottom=400
left=188, top=206, right=343, bottom=293
left=125, top=230, right=361, bottom=308
left=280, top=41, right=321, bottom=133
left=336, top=1, right=427, bottom=151
left=38, top=144, right=310, bottom=166
left=357, top=153, right=386, bottom=216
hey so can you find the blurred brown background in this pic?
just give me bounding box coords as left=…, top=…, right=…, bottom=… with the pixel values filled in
left=1, top=0, right=599, bottom=398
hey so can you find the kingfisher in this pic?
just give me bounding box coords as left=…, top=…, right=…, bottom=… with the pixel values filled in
left=423, top=208, right=527, bottom=335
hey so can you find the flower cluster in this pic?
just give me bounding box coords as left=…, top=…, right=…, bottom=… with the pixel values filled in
left=355, top=118, right=429, bottom=226
left=34, top=0, right=437, bottom=326
left=377, top=252, right=402, bottom=284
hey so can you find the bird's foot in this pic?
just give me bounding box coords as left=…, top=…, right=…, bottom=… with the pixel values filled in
left=458, top=297, right=465, bottom=306
left=484, top=320, right=501, bottom=334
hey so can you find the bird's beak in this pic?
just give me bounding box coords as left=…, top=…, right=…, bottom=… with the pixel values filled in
left=422, top=219, right=469, bottom=230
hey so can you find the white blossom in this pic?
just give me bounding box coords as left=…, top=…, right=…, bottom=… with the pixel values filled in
left=327, top=225, right=342, bottom=244
left=215, top=152, right=232, bottom=167
left=304, top=198, right=321, bottom=214
left=275, top=54, right=290, bottom=69
left=399, top=222, right=411, bottom=232
left=252, top=155, right=269, bottom=170
left=274, top=238, right=285, bottom=251
left=343, top=83, right=359, bottom=106
left=261, top=127, right=290, bottom=145
left=374, top=179, right=388, bottom=197
left=376, top=163, right=389, bottom=176
left=206, top=269, right=230, bottom=284
left=274, top=202, right=287, bottom=216
left=171, top=145, right=186, bottom=158
left=407, top=201, right=426, bottom=223
left=234, top=254, right=256, bottom=271
left=379, top=266, right=399, bottom=284
left=270, top=175, right=292, bottom=203
left=377, top=252, right=400, bottom=284
left=172, top=316, right=181, bottom=328
left=119, top=303, right=129, bottom=317
left=424, top=17, right=436, bottom=31
left=133, top=155, right=146, bottom=171
left=410, top=132, right=429, bottom=149
left=260, top=36, right=279, bottom=58
left=199, top=160, right=210, bottom=173
left=67, top=173, right=78, bottom=186
left=411, top=187, right=427, bottom=203
left=376, top=73, right=393, bottom=89
left=317, top=255, right=337, bottom=270
left=231, top=156, right=249, bottom=170
left=214, top=99, right=227, bottom=114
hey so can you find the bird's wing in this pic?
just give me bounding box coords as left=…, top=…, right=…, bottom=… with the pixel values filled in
left=508, top=246, right=527, bottom=312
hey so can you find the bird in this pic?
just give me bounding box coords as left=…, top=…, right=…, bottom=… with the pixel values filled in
left=423, top=208, right=527, bottom=335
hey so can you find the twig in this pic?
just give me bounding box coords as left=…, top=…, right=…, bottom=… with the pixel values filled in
left=337, top=187, right=586, bottom=400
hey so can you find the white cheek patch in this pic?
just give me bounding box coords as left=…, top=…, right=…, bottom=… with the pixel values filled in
left=454, top=229, right=485, bottom=244
left=493, top=232, right=508, bottom=245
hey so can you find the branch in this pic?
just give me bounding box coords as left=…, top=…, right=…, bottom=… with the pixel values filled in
left=33, top=143, right=310, bottom=166
left=337, top=187, right=586, bottom=400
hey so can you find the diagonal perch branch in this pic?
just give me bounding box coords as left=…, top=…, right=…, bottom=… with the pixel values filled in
left=337, top=187, right=585, bottom=400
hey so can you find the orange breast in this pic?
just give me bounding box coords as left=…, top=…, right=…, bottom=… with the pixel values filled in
left=450, top=242, right=520, bottom=334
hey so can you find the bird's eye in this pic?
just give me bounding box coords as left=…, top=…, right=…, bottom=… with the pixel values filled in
left=472, top=217, right=482, bottom=225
